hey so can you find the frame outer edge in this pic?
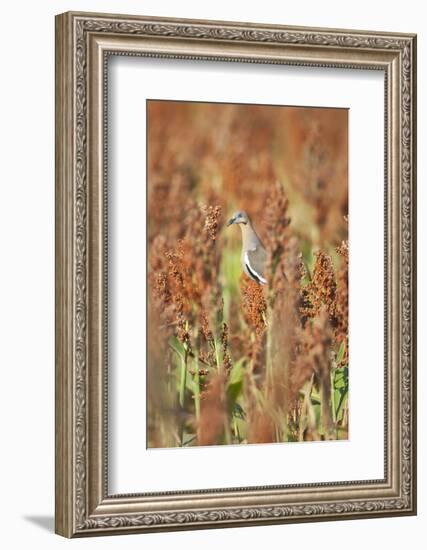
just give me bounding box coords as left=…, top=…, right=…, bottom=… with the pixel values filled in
left=54, top=10, right=417, bottom=537
left=55, top=12, right=75, bottom=538
left=409, top=34, right=417, bottom=514
left=62, top=10, right=417, bottom=40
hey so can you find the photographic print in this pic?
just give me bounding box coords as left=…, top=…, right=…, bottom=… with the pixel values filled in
left=147, top=100, right=349, bottom=449
left=56, top=12, right=416, bottom=536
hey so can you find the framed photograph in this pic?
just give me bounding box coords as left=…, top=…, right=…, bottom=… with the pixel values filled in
left=55, top=11, right=417, bottom=537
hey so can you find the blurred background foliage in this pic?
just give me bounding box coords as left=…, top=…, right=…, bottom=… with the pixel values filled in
left=147, top=100, right=348, bottom=448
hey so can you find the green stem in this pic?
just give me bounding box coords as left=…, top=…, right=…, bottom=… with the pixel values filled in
left=265, top=300, right=273, bottom=394
left=335, top=391, right=347, bottom=422
left=330, top=369, right=337, bottom=425
left=223, top=418, right=232, bottom=445
left=193, top=352, right=201, bottom=421
left=179, top=344, right=188, bottom=409
left=233, top=417, right=240, bottom=443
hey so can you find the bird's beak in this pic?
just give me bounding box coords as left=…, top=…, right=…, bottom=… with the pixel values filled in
left=226, top=217, right=235, bottom=227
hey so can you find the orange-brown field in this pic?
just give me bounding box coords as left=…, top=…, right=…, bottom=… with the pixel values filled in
left=147, top=100, right=348, bottom=448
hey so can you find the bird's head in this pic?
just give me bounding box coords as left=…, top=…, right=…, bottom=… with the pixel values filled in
left=227, top=211, right=249, bottom=227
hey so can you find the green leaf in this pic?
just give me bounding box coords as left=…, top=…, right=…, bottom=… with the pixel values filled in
left=336, top=392, right=349, bottom=421
left=334, top=376, right=345, bottom=390
left=311, top=386, right=320, bottom=401
left=332, top=366, right=349, bottom=420
left=182, top=434, right=196, bottom=446
left=232, top=403, right=246, bottom=420
left=312, top=402, right=322, bottom=433
left=333, top=389, right=342, bottom=416
left=228, top=357, right=245, bottom=385
left=336, top=341, right=346, bottom=364
left=227, top=380, right=243, bottom=406
left=333, top=366, right=349, bottom=390
left=185, top=378, right=198, bottom=394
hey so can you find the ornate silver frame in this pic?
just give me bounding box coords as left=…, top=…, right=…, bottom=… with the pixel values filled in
left=55, top=11, right=417, bottom=537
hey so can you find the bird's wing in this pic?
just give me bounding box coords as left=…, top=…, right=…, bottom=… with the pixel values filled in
left=245, top=246, right=267, bottom=285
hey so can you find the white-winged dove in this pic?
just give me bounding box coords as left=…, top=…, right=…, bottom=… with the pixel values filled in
left=227, top=211, right=267, bottom=285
